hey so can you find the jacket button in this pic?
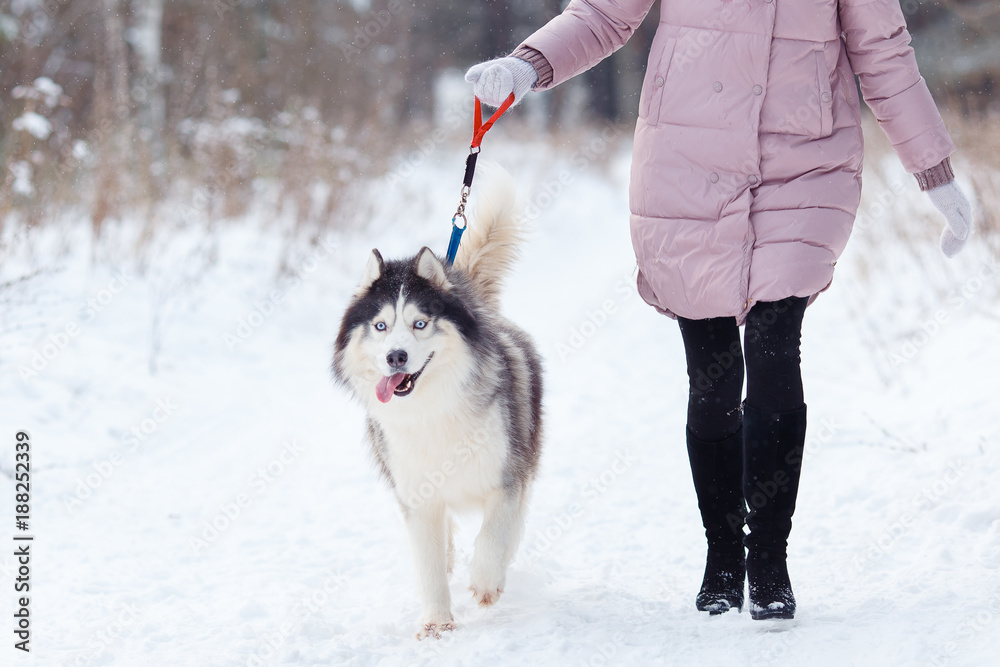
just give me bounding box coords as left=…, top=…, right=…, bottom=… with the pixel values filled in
left=655, top=76, right=664, bottom=87
left=713, top=81, right=723, bottom=93
left=748, top=175, right=758, bottom=185
left=709, top=172, right=719, bottom=183
left=752, top=84, right=763, bottom=95
left=821, top=92, right=832, bottom=103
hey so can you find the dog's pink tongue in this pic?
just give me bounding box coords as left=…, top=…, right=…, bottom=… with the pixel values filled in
left=376, top=373, right=406, bottom=403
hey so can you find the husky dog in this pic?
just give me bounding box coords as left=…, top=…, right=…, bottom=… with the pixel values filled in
left=332, top=170, right=543, bottom=639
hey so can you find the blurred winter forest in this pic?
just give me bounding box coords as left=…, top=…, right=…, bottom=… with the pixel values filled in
left=0, top=0, right=997, bottom=235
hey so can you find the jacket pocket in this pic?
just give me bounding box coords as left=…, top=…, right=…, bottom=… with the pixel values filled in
left=639, top=34, right=677, bottom=127
left=816, top=50, right=833, bottom=138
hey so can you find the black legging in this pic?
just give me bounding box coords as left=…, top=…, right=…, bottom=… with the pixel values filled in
left=677, top=296, right=809, bottom=442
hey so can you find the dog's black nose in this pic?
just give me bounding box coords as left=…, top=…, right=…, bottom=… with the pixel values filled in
left=386, top=349, right=408, bottom=369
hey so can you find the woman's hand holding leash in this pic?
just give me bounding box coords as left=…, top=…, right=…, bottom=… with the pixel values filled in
left=465, top=57, right=538, bottom=107
left=926, top=180, right=973, bottom=258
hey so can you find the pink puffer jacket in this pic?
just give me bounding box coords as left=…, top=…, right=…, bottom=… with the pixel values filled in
left=519, top=0, right=955, bottom=321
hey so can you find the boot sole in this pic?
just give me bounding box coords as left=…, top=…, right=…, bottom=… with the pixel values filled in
left=699, top=603, right=743, bottom=615
left=750, top=607, right=794, bottom=620
left=697, top=597, right=744, bottom=615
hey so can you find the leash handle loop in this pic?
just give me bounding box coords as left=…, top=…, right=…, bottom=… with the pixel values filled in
left=471, top=93, right=515, bottom=149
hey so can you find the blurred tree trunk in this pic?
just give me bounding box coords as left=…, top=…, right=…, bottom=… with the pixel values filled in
left=585, top=59, right=618, bottom=122
left=92, top=0, right=132, bottom=236
left=483, top=0, right=513, bottom=57
left=132, top=0, right=165, bottom=192
left=398, top=2, right=434, bottom=125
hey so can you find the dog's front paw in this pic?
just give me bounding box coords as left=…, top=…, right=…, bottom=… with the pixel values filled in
left=469, top=583, right=504, bottom=607
left=415, top=610, right=455, bottom=640
left=415, top=619, right=456, bottom=640
left=469, top=559, right=506, bottom=607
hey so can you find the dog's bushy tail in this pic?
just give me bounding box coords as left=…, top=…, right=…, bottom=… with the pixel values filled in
left=454, top=163, right=523, bottom=310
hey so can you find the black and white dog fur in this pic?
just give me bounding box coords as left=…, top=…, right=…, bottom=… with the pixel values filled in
left=332, top=169, right=542, bottom=639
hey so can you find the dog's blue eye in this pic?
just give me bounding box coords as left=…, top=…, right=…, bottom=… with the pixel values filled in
left=374, top=322, right=386, bottom=331
left=414, top=320, right=427, bottom=330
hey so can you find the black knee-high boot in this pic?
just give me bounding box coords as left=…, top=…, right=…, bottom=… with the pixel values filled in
left=687, top=427, right=747, bottom=614
left=743, top=403, right=807, bottom=620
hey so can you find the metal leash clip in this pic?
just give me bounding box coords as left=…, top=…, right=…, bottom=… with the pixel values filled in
left=446, top=184, right=470, bottom=265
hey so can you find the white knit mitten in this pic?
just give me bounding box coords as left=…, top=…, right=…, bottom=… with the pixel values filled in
left=926, top=181, right=972, bottom=258
left=464, top=57, right=538, bottom=107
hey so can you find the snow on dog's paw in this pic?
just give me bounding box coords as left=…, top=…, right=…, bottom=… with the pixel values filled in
left=469, top=584, right=504, bottom=607
left=415, top=620, right=456, bottom=640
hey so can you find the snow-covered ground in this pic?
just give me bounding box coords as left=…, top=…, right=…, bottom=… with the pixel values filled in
left=1, top=127, right=999, bottom=666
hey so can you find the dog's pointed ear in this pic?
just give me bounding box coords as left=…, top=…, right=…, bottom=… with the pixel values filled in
left=415, top=247, right=451, bottom=289
left=357, top=249, right=384, bottom=294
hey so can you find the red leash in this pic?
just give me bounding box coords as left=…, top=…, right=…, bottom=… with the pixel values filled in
left=472, top=92, right=516, bottom=150
left=447, top=93, right=516, bottom=265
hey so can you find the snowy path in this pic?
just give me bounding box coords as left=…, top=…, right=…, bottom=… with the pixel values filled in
left=1, top=136, right=999, bottom=666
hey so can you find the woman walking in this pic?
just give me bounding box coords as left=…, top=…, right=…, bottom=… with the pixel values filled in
left=466, top=0, right=972, bottom=619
